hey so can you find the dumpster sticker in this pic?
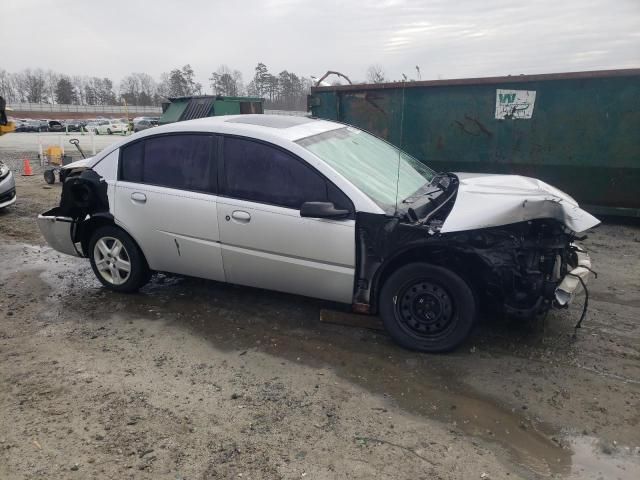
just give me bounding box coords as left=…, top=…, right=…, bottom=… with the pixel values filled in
left=495, top=89, right=536, bottom=120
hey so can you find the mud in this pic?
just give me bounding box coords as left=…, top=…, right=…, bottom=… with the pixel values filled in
left=1, top=173, right=639, bottom=479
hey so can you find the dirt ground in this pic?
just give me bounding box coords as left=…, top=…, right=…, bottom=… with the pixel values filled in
left=1, top=170, right=639, bottom=479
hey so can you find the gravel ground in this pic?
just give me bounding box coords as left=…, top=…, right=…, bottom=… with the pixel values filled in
left=0, top=152, right=639, bottom=479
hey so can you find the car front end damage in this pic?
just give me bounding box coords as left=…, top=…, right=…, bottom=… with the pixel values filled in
left=354, top=172, right=600, bottom=325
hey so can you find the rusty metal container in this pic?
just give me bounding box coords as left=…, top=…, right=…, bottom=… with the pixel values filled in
left=308, top=69, right=640, bottom=217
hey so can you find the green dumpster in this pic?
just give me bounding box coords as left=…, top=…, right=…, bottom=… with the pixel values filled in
left=308, top=69, right=640, bottom=217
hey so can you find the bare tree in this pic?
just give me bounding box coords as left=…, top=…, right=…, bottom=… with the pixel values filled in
left=366, top=64, right=386, bottom=84
left=0, top=64, right=314, bottom=109
left=71, top=76, right=85, bottom=105
left=45, top=70, right=59, bottom=103
left=17, top=69, right=47, bottom=103
left=156, top=72, right=170, bottom=100
left=0, top=70, right=17, bottom=103
left=120, top=73, right=157, bottom=106
left=209, top=65, right=243, bottom=96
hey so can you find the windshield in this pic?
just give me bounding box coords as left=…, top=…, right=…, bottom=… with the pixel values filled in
left=297, top=126, right=435, bottom=210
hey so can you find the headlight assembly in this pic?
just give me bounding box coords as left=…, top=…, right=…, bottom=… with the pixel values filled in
left=0, top=162, right=10, bottom=180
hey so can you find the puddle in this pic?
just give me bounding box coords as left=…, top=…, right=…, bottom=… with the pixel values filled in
left=4, top=242, right=640, bottom=478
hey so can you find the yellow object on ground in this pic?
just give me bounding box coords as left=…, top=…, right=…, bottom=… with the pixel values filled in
left=45, top=146, right=63, bottom=165
left=0, top=121, right=15, bottom=135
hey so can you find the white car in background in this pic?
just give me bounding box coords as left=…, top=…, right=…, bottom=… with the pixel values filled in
left=0, top=160, right=16, bottom=208
left=36, top=115, right=599, bottom=352
left=94, top=119, right=128, bottom=135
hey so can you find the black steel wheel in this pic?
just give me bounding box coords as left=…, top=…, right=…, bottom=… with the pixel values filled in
left=379, top=263, right=476, bottom=352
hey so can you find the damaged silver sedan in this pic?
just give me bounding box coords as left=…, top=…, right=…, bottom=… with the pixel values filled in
left=37, top=115, right=600, bottom=352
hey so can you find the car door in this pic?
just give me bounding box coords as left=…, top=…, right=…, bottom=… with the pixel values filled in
left=217, top=136, right=355, bottom=303
left=113, top=133, right=226, bottom=281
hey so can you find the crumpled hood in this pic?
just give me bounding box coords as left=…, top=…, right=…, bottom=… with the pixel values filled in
left=440, top=173, right=600, bottom=233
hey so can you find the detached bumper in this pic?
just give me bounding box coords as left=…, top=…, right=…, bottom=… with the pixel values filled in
left=36, top=208, right=83, bottom=257
left=555, top=247, right=592, bottom=306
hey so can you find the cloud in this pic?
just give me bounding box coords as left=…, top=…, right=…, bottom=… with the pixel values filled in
left=1, top=0, right=638, bottom=88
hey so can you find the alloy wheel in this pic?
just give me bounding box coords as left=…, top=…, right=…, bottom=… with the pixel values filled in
left=93, top=236, right=131, bottom=285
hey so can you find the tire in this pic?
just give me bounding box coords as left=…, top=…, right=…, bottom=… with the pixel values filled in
left=379, top=263, right=476, bottom=353
left=94, top=129, right=99, bottom=135
left=43, top=169, right=56, bottom=184
left=107, top=128, right=112, bottom=135
left=88, top=225, right=151, bottom=293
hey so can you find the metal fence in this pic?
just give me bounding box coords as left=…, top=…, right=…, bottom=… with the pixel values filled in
left=8, top=103, right=162, bottom=114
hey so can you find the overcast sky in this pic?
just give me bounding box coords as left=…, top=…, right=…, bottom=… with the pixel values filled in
left=2, top=0, right=639, bottom=90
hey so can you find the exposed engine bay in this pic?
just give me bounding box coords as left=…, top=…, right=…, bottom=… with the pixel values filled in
left=354, top=172, right=598, bottom=321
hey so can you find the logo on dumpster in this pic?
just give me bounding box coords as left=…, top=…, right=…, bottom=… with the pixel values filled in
left=495, top=89, right=536, bottom=120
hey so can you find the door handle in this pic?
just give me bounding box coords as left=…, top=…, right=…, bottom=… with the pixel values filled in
left=131, top=192, right=147, bottom=203
left=231, top=210, right=251, bottom=223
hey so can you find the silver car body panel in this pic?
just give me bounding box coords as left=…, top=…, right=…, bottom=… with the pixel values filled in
left=216, top=196, right=355, bottom=303
left=36, top=213, right=82, bottom=257
left=0, top=170, right=16, bottom=208
left=113, top=181, right=226, bottom=282
left=441, top=173, right=601, bottom=234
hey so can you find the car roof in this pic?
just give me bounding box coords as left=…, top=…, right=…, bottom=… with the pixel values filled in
left=145, top=114, right=344, bottom=142
left=87, top=114, right=349, bottom=170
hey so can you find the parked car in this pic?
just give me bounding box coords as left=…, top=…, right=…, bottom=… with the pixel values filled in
left=83, top=121, right=100, bottom=133
left=133, top=118, right=158, bottom=132
left=48, top=120, right=64, bottom=132
left=13, top=120, right=30, bottom=132
left=36, top=115, right=599, bottom=352
left=11, top=118, right=27, bottom=129
left=63, top=119, right=83, bottom=132
left=93, top=119, right=128, bottom=135
left=16, top=120, right=48, bottom=132
left=0, top=160, right=16, bottom=209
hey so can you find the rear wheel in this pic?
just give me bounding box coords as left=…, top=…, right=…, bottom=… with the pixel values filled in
left=88, top=225, right=150, bottom=292
left=379, top=263, right=476, bottom=352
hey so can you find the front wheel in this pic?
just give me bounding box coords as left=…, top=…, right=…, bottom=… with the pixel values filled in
left=43, top=169, right=56, bottom=184
left=88, top=225, right=151, bottom=293
left=379, top=263, right=476, bottom=352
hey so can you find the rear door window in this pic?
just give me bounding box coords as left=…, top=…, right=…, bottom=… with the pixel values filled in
left=119, top=134, right=216, bottom=193
left=120, top=141, right=143, bottom=182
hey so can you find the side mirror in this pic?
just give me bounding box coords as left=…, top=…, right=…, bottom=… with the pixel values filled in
left=300, top=201, right=350, bottom=219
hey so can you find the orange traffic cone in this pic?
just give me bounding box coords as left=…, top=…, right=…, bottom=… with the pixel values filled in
left=22, top=159, right=34, bottom=176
